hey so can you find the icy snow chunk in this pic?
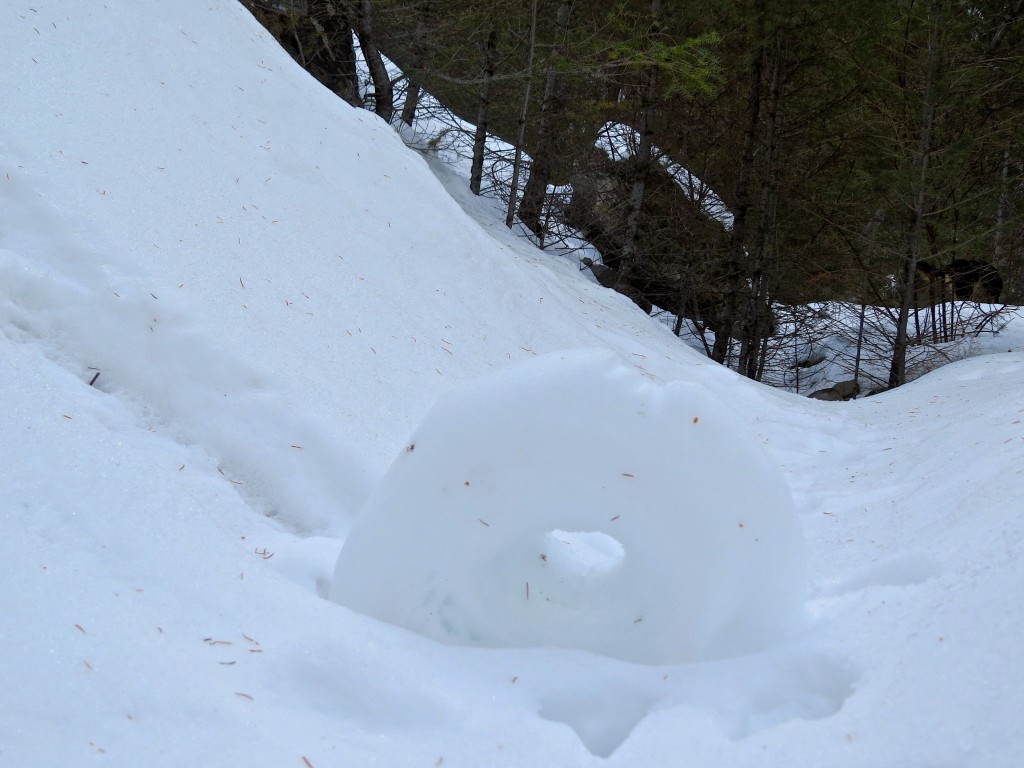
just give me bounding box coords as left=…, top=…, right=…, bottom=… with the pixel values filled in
left=331, top=350, right=805, bottom=664
left=544, top=530, right=625, bottom=577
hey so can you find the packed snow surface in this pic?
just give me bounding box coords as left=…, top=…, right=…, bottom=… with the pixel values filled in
left=333, top=349, right=805, bottom=664
left=2, top=1, right=1023, bottom=767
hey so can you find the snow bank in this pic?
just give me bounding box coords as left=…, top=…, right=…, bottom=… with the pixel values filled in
left=333, top=350, right=806, bottom=664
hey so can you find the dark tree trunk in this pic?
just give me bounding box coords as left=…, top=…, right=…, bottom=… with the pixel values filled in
left=517, top=0, right=574, bottom=238
left=713, top=34, right=764, bottom=364
left=506, top=0, right=539, bottom=227
left=400, top=83, right=421, bottom=126
left=615, top=0, right=662, bottom=292
left=889, top=0, right=940, bottom=389
left=738, top=36, right=782, bottom=380
left=470, top=28, right=499, bottom=195
left=327, top=4, right=362, bottom=108
left=354, top=0, right=393, bottom=123
left=398, top=0, right=431, bottom=126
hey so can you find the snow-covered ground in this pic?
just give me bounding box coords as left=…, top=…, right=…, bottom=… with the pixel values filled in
left=2, top=2, right=1023, bottom=766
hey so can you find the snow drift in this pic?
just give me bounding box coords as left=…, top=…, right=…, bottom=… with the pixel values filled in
left=333, top=350, right=806, bottom=664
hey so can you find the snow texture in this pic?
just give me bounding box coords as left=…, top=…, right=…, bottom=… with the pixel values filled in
left=1, top=1, right=1023, bottom=766
left=333, top=349, right=806, bottom=664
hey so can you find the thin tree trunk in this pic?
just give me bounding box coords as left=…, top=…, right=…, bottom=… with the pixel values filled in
left=740, top=35, right=782, bottom=380
left=505, top=0, right=540, bottom=227
left=854, top=301, right=867, bottom=381
left=713, top=33, right=764, bottom=364
left=517, top=0, right=574, bottom=237
left=289, top=13, right=307, bottom=67
left=398, top=0, right=430, bottom=126
left=993, top=141, right=1011, bottom=262
left=354, top=0, right=393, bottom=123
left=333, top=19, right=362, bottom=108
left=400, top=83, right=421, bottom=126
left=889, top=0, right=941, bottom=388
left=308, top=1, right=361, bottom=107
left=471, top=28, right=499, bottom=196
left=616, top=0, right=662, bottom=292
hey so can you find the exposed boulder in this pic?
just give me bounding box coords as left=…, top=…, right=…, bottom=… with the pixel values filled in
left=809, top=379, right=860, bottom=401
left=581, top=258, right=652, bottom=314
left=790, top=353, right=827, bottom=370
left=566, top=149, right=774, bottom=344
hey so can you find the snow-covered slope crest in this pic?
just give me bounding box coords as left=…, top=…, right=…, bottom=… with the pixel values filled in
left=333, top=349, right=806, bottom=664
left=0, top=0, right=694, bottom=531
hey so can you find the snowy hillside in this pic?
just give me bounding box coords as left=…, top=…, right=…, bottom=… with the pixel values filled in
left=2, top=2, right=1023, bottom=766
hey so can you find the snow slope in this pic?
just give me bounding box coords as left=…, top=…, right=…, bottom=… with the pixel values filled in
left=1, top=2, right=1023, bottom=766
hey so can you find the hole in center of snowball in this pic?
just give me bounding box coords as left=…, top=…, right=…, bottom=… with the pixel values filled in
left=542, top=530, right=625, bottom=578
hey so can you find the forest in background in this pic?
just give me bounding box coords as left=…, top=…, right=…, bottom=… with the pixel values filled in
left=242, top=0, right=1024, bottom=390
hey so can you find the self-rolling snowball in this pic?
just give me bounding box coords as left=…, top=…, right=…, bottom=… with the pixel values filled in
left=331, top=350, right=805, bottom=665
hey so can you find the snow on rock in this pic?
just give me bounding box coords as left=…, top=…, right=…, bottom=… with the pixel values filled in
left=332, top=349, right=806, bottom=664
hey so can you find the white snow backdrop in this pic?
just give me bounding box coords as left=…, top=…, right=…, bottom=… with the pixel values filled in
left=2, top=2, right=1023, bottom=766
